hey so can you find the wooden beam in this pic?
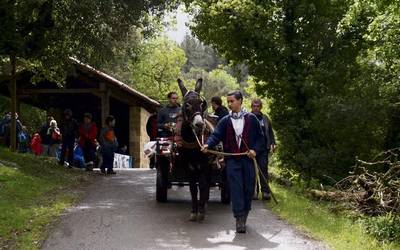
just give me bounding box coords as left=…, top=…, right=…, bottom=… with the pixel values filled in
left=19, top=88, right=100, bottom=95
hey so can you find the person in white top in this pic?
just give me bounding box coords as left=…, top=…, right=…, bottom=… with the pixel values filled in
left=202, top=91, right=264, bottom=233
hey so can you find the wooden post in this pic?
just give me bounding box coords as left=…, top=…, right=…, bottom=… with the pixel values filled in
left=129, top=106, right=151, bottom=168
left=100, top=82, right=110, bottom=127
left=16, top=98, right=21, bottom=117
left=10, top=54, right=17, bottom=152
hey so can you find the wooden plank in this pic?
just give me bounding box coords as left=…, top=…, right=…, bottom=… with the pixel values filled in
left=20, top=88, right=100, bottom=95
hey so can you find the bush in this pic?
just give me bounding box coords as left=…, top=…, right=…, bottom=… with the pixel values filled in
left=361, top=213, right=400, bottom=244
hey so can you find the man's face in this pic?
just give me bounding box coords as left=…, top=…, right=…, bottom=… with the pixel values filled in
left=169, top=94, right=178, bottom=106
left=110, top=120, right=116, bottom=128
left=227, top=95, right=241, bottom=112
left=84, top=117, right=91, bottom=124
left=211, top=102, right=218, bottom=111
left=251, top=103, right=262, bottom=114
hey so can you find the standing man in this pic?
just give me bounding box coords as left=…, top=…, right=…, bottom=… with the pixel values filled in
left=251, top=99, right=276, bottom=200
left=157, top=92, right=181, bottom=137
left=202, top=91, right=264, bottom=233
left=59, top=109, right=79, bottom=167
left=211, top=96, right=229, bottom=122
left=99, top=115, right=118, bottom=175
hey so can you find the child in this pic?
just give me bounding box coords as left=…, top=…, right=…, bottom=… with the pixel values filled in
left=31, top=133, right=43, bottom=156
left=99, top=115, right=118, bottom=175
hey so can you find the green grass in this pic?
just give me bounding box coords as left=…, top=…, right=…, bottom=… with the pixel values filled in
left=0, top=148, right=93, bottom=249
left=267, top=182, right=400, bottom=250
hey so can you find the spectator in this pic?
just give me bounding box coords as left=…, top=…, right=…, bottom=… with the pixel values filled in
left=211, top=96, right=229, bottom=122
left=31, top=132, right=43, bottom=156
left=17, top=126, right=30, bottom=153
left=251, top=99, right=276, bottom=200
left=0, top=112, right=10, bottom=138
left=3, top=112, right=23, bottom=148
left=47, top=119, right=62, bottom=157
left=39, top=116, right=54, bottom=156
left=99, top=115, right=118, bottom=175
left=78, top=113, right=98, bottom=171
left=59, top=109, right=79, bottom=167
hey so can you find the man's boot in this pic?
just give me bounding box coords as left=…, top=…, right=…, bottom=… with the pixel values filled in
left=107, top=169, right=116, bottom=175
left=236, top=216, right=246, bottom=233
left=244, top=211, right=249, bottom=225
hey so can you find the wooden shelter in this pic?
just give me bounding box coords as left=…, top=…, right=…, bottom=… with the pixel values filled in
left=1, top=58, right=159, bottom=168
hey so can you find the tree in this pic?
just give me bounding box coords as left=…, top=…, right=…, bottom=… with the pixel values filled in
left=180, top=34, right=225, bottom=73
left=185, top=0, right=391, bottom=180
left=0, top=0, right=176, bottom=150
left=129, top=37, right=187, bottom=102
left=182, top=67, right=239, bottom=103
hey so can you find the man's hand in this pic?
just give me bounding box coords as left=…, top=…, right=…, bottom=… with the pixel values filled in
left=247, top=150, right=256, bottom=159
left=270, top=144, right=277, bottom=153
left=201, top=144, right=209, bottom=153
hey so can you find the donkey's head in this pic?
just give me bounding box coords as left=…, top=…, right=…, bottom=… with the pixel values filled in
left=177, top=78, right=207, bottom=130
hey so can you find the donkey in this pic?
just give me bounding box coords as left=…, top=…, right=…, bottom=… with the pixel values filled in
left=176, top=78, right=212, bottom=221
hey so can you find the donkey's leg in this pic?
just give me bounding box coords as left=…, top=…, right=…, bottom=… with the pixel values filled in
left=188, top=169, right=199, bottom=221
left=197, top=164, right=211, bottom=221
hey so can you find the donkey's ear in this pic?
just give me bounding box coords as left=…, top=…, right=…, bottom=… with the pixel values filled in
left=177, top=78, right=188, bottom=96
left=195, top=78, right=203, bottom=93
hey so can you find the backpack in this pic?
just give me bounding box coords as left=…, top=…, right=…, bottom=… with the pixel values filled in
left=52, top=130, right=61, bottom=141
left=18, top=131, right=28, bottom=143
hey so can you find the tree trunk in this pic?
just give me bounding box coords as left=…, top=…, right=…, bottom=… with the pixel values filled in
left=10, top=54, right=17, bottom=152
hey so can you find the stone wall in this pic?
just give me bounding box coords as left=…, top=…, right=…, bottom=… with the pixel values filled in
left=129, top=106, right=151, bottom=168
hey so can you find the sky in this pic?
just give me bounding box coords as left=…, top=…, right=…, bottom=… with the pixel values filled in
left=164, top=5, right=191, bottom=44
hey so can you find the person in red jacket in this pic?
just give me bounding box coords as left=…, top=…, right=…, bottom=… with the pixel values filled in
left=79, top=113, right=98, bottom=171
left=31, top=132, right=43, bottom=156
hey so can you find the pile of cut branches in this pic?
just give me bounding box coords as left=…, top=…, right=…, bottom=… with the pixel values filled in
left=334, top=148, right=400, bottom=216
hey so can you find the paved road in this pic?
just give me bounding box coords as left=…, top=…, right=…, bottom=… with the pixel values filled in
left=42, top=170, right=327, bottom=250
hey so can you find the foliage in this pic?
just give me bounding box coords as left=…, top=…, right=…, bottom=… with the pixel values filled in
left=0, top=0, right=176, bottom=83
left=180, top=34, right=225, bottom=73
left=267, top=180, right=400, bottom=250
left=129, top=37, right=187, bottom=102
left=184, top=0, right=399, bottom=181
left=361, top=213, right=400, bottom=244
left=182, top=67, right=238, bottom=102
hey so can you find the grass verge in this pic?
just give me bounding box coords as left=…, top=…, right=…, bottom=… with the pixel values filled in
left=0, top=148, right=93, bottom=249
left=266, top=182, right=400, bottom=250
